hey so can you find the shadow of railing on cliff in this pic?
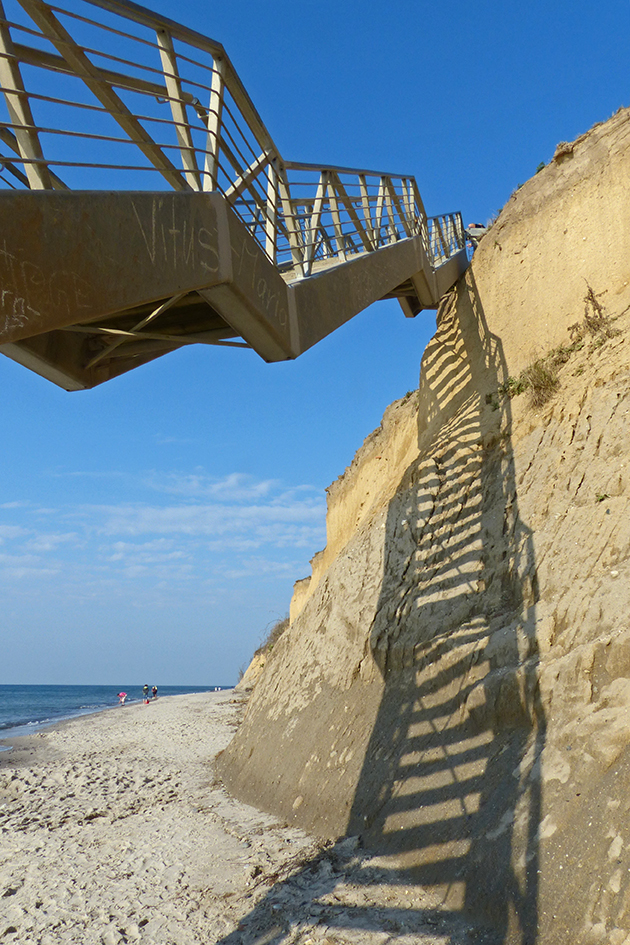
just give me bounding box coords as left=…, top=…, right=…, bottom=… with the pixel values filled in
left=346, top=272, right=545, bottom=943
left=215, top=272, right=546, bottom=945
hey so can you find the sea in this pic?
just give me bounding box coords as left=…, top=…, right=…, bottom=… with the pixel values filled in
left=0, top=684, right=231, bottom=747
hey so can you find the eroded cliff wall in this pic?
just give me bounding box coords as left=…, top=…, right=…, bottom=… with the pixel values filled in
left=218, top=107, right=630, bottom=944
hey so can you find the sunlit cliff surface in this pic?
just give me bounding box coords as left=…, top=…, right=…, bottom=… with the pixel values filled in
left=219, top=107, right=630, bottom=944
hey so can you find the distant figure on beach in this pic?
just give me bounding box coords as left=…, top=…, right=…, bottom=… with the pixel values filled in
left=117, top=691, right=127, bottom=706
left=142, top=684, right=149, bottom=702
left=151, top=685, right=158, bottom=699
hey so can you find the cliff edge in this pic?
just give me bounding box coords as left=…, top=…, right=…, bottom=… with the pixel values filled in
left=218, top=107, right=630, bottom=944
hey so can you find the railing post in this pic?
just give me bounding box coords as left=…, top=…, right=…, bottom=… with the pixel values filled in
left=156, top=28, right=201, bottom=191
left=265, top=162, right=278, bottom=263
left=330, top=172, right=372, bottom=253
left=380, top=177, right=398, bottom=244
left=358, top=174, right=375, bottom=247
left=0, top=0, right=52, bottom=189
left=277, top=167, right=304, bottom=276
left=19, top=0, right=190, bottom=190
left=326, top=176, right=346, bottom=261
left=303, top=171, right=327, bottom=274
left=401, top=178, right=417, bottom=235
left=454, top=212, right=465, bottom=248
left=386, top=178, right=411, bottom=238
left=203, top=55, right=225, bottom=191
left=374, top=178, right=387, bottom=248
left=435, top=216, right=450, bottom=261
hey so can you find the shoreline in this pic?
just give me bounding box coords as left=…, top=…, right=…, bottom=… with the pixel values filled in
left=0, top=689, right=328, bottom=944
left=0, top=688, right=231, bottom=758
left=0, top=685, right=230, bottom=745
left=0, top=704, right=125, bottom=757
left=0, top=688, right=475, bottom=944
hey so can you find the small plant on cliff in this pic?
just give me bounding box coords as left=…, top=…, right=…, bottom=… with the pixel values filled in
left=520, top=359, right=560, bottom=407
left=498, top=375, right=527, bottom=398
left=497, top=359, right=559, bottom=408
left=494, top=281, right=625, bottom=411
left=569, top=283, right=619, bottom=345
left=255, top=614, right=289, bottom=657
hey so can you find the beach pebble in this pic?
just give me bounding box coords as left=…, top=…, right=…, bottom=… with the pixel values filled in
left=100, top=928, right=121, bottom=945
left=122, top=923, right=142, bottom=942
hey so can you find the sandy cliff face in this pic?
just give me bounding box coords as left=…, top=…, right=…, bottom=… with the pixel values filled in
left=218, top=107, right=630, bottom=944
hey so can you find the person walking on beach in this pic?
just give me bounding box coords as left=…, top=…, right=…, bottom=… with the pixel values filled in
left=151, top=685, right=158, bottom=699
left=142, top=684, right=149, bottom=701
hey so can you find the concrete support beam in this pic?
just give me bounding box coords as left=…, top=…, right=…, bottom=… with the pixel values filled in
left=0, top=190, right=467, bottom=389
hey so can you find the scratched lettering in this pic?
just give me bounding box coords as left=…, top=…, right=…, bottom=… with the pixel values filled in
left=197, top=228, right=220, bottom=273
left=132, top=198, right=220, bottom=274
left=182, top=220, right=195, bottom=267
left=0, top=237, right=95, bottom=339
left=133, top=200, right=158, bottom=264
left=231, top=235, right=289, bottom=331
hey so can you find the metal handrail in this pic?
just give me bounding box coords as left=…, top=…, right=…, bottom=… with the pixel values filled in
left=0, top=0, right=465, bottom=276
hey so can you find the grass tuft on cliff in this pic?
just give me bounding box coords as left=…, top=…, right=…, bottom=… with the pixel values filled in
left=495, top=282, right=622, bottom=409
left=255, top=615, right=289, bottom=657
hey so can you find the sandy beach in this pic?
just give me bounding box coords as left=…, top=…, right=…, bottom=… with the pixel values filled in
left=0, top=691, right=480, bottom=945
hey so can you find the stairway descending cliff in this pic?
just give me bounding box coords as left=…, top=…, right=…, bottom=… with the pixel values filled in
left=0, top=0, right=467, bottom=390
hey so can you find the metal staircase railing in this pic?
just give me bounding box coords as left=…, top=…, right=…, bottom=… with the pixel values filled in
left=0, top=0, right=465, bottom=280
left=0, top=0, right=469, bottom=391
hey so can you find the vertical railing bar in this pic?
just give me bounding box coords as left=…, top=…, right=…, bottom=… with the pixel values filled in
left=374, top=178, right=386, bottom=248
left=18, top=0, right=190, bottom=190
left=381, top=177, right=397, bottom=243
left=455, top=212, right=465, bottom=248
left=358, top=173, right=376, bottom=246
left=330, top=171, right=372, bottom=252
left=156, top=28, right=201, bottom=191
left=435, top=216, right=450, bottom=260
left=265, top=161, right=277, bottom=263
left=303, top=170, right=326, bottom=274
left=386, top=178, right=412, bottom=239
left=401, top=178, right=416, bottom=233
left=0, top=122, right=67, bottom=188
left=411, top=178, right=430, bottom=260
left=326, top=175, right=346, bottom=261
left=277, top=167, right=304, bottom=275
left=203, top=54, right=224, bottom=190
left=0, top=0, right=51, bottom=188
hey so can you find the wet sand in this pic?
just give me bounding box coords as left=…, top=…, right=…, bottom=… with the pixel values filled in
left=0, top=691, right=478, bottom=944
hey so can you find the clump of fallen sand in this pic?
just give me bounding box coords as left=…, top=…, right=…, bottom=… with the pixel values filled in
left=0, top=692, right=480, bottom=944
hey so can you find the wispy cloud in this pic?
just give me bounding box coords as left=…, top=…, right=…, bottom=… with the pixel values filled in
left=0, top=470, right=326, bottom=602
left=143, top=471, right=282, bottom=502
left=0, top=525, right=29, bottom=540
left=24, top=532, right=79, bottom=552
left=96, top=498, right=324, bottom=542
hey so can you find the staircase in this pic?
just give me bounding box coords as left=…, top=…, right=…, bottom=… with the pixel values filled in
left=0, top=0, right=468, bottom=390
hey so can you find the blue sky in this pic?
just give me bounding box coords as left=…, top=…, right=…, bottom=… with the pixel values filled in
left=2, top=0, right=629, bottom=685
